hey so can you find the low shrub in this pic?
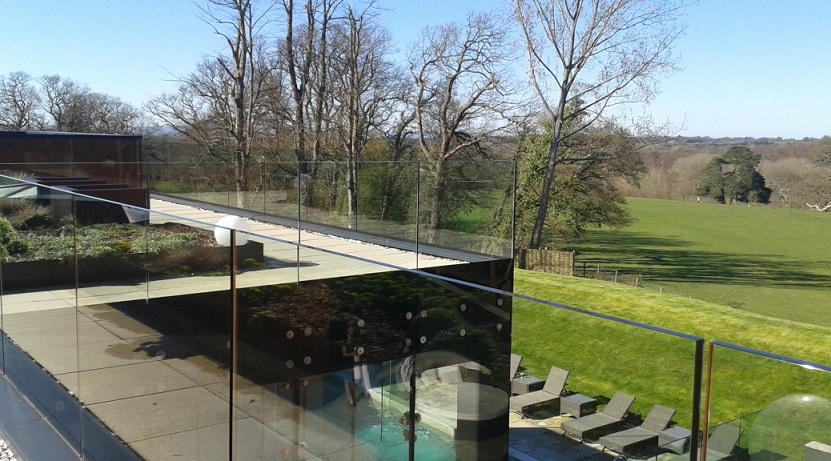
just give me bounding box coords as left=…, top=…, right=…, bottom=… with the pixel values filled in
left=0, top=199, right=52, bottom=230
left=11, top=223, right=216, bottom=263
left=152, top=181, right=191, bottom=194
left=0, top=217, right=30, bottom=260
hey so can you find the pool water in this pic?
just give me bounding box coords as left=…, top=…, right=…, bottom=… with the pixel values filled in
left=357, top=417, right=456, bottom=460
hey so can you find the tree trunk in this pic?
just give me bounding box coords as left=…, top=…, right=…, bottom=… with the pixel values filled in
left=428, top=161, right=444, bottom=240
left=529, top=135, right=559, bottom=249
left=346, top=155, right=358, bottom=229
left=529, top=90, right=568, bottom=249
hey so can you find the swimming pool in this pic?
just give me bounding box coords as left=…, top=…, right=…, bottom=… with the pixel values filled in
left=356, top=416, right=456, bottom=460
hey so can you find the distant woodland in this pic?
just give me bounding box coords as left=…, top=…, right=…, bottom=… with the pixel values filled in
left=620, top=136, right=831, bottom=211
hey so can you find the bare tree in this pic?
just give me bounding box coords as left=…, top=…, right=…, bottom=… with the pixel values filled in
left=37, top=76, right=143, bottom=134
left=671, top=152, right=714, bottom=201
left=39, top=75, right=89, bottom=131
left=148, top=0, right=275, bottom=205
left=205, top=0, right=276, bottom=200
left=759, top=158, right=810, bottom=206
left=281, top=0, right=310, bottom=166
left=410, top=12, right=515, bottom=231
left=146, top=59, right=235, bottom=158
left=513, top=0, right=687, bottom=248
left=0, top=72, right=41, bottom=130
left=279, top=0, right=342, bottom=170
left=85, top=93, right=143, bottom=133
left=806, top=138, right=831, bottom=211
left=329, top=4, right=393, bottom=228
left=309, top=0, right=341, bottom=163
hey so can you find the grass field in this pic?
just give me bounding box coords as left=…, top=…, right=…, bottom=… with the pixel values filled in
left=512, top=269, right=831, bottom=432
left=570, top=197, right=831, bottom=327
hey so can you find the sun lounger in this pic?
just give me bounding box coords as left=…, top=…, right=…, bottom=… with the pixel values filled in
left=806, top=441, right=831, bottom=461
left=509, top=353, right=529, bottom=394
left=562, top=391, right=636, bottom=441
left=666, top=423, right=742, bottom=461
left=510, top=353, right=522, bottom=379
left=599, top=404, right=676, bottom=456
left=509, top=366, right=568, bottom=415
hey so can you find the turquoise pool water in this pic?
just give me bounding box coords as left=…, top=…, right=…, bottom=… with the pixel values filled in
left=356, top=417, right=455, bottom=460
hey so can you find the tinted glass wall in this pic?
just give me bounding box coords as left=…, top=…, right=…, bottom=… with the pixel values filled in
left=0, top=131, right=147, bottom=212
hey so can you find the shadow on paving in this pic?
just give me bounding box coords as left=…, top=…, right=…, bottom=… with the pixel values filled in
left=575, top=233, right=831, bottom=290
left=510, top=426, right=613, bottom=461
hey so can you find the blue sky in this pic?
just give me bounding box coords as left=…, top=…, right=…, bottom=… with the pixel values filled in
left=1, top=0, right=829, bottom=139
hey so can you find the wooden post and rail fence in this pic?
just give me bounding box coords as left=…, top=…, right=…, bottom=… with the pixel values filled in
left=514, top=249, right=641, bottom=287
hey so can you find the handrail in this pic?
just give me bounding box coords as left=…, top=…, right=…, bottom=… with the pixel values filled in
left=710, top=341, right=831, bottom=373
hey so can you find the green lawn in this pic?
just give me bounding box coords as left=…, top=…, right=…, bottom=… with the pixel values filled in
left=570, top=197, right=831, bottom=327
left=512, top=269, right=831, bottom=429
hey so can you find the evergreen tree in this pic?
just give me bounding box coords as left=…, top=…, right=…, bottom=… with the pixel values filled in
left=493, top=118, right=643, bottom=247
left=697, top=147, right=771, bottom=204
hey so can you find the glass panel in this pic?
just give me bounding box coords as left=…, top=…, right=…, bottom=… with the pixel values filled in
left=655, top=420, right=743, bottom=461
left=0, top=150, right=518, bottom=461
left=230, top=240, right=511, bottom=460
left=263, top=161, right=300, bottom=223
left=411, top=274, right=512, bottom=461
left=0, top=179, right=81, bottom=453
left=146, top=141, right=232, bottom=208
left=417, top=159, right=437, bottom=254
left=71, top=194, right=146, bottom=460
left=511, top=294, right=702, bottom=460
left=145, top=135, right=204, bottom=201
left=56, top=191, right=230, bottom=460
left=708, top=344, right=831, bottom=461
left=72, top=138, right=143, bottom=189
left=298, top=161, right=346, bottom=229
left=355, top=161, right=419, bottom=262
left=149, top=161, right=203, bottom=201
left=1, top=161, right=75, bottom=180
left=200, top=161, right=233, bottom=209
left=145, top=157, right=513, bottom=264
left=418, top=160, right=514, bottom=261
left=242, top=157, right=267, bottom=215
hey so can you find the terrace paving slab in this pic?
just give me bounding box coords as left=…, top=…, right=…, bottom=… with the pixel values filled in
left=58, top=361, right=199, bottom=404
left=150, top=199, right=462, bottom=277
left=509, top=413, right=615, bottom=461
left=7, top=315, right=118, bottom=348
left=1, top=307, right=77, bottom=331
left=93, top=314, right=178, bottom=340
left=79, top=302, right=151, bottom=319
left=87, top=386, right=247, bottom=443
left=130, top=418, right=318, bottom=461
left=159, top=353, right=231, bottom=387
left=0, top=293, right=74, bottom=314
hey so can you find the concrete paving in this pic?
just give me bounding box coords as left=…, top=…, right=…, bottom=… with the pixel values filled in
left=508, top=411, right=615, bottom=461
